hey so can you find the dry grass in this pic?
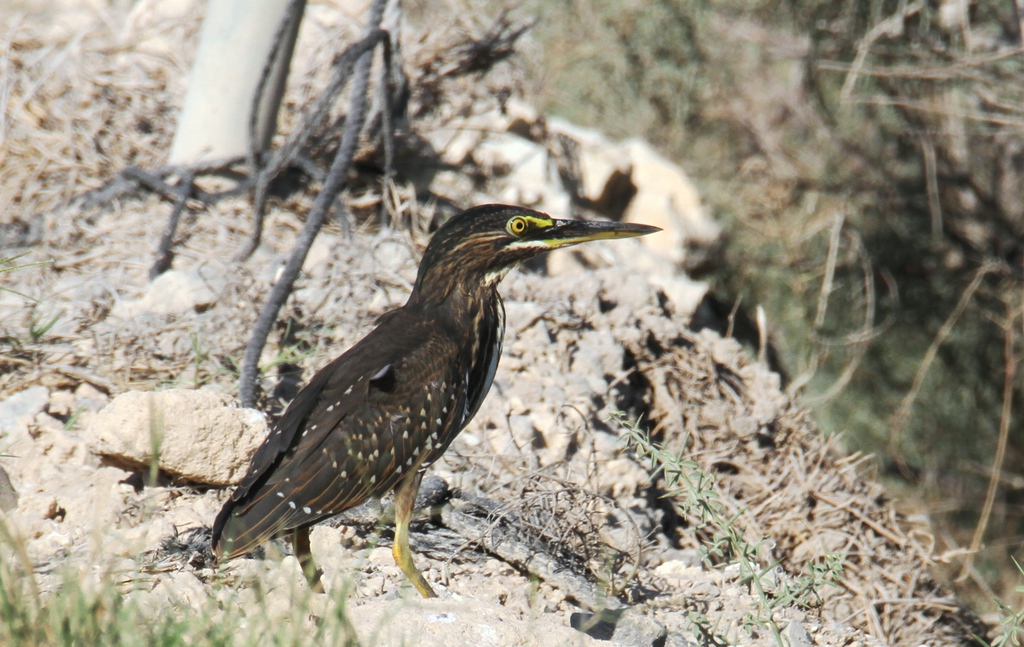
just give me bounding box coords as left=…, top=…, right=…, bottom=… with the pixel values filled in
left=624, top=325, right=985, bottom=644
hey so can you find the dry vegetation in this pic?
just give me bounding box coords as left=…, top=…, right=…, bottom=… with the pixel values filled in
left=514, top=0, right=1024, bottom=615
left=0, top=1, right=1017, bottom=645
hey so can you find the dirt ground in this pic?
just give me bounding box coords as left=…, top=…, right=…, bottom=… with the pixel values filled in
left=0, top=2, right=991, bottom=645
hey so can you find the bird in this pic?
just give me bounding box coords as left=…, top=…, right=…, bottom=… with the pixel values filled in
left=211, top=204, right=659, bottom=597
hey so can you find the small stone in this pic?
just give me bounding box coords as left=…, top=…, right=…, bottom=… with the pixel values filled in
left=33, top=412, right=65, bottom=434
left=112, top=267, right=225, bottom=318
left=373, top=240, right=413, bottom=273
left=482, top=558, right=514, bottom=577
left=309, top=525, right=345, bottom=555
left=784, top=620, right=813, bottom=647
left=359, top=575, right=387, bottom=597
left=74, top=383, right=108, bottom=403
left=47, top=390, right=76, bottom=418
left=0, top=466, right=18, bottom=512
left=302, top=234, right=338, bottom=277
left=655, top=560, right=703, bottom=586
left=368, top=546, right=394, bottom=567
left=505, top=415, right=536, bottom=450
left=0, top=386, right=50, bottom=435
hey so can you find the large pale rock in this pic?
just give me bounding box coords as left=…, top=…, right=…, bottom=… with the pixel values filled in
left=472, top=133, right=571, bottom=216
left=622, top=138, right=720, bottom=263
left=548, top=118, right=634, bottom=215
left=533, top=123, right=716, bottom=318
left=430, top=100, right=541, bottom=167
left=84, top=389, right=266, bottom=485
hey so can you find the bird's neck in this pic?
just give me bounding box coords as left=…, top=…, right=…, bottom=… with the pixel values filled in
left=411, top=269, right=500, bottom=310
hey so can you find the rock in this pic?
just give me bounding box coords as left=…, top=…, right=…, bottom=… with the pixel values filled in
left=47, top=390, right=76, bottom=418
left=642, top=271, right=709, bottom=320
left=302, top=233, right=339, bottom=278
left=571, top=329, right=624, bottom=377
left=358, top=574, right=388, bottom=598
left=0, top=466, right=17, bottom=512
left=622, top=138, right=720, bottom=264
left=308, top=525, right=353, bottom=590
left=472, top=133, right=571, bottom=216
left=503, top=414, right=537, bottom=453
left=0, top=386, right=50, bottom=435
left=112, top=266, right=225, bottom=319
left=570, top=609, right=667, bottom=647
left=610, top=611, right=669, bottom=647
left=64, top=466, right=136, bottom=530
left=784, top=620, right=814, bottom=647
left=504, top=98, right=543, bottom=140
left=532, top=127, right=720, bottom=309
left=368, top=546, right=394, bottom=567
left=548, top=118, right=635, bottom=217
left=372, top=239, right=415, bottom=275
left=74, top=382, right=109, bottom=410
left=655, top=560, right=704, bottom=586
left=30, top=414, right=91, bottom=464
left=84, top=389, right=266, bottom=485
left=598, top=458, right=650, bottom=498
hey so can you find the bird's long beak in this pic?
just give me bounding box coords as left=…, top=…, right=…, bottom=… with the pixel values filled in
left=531, top=219, right=661, bottom=249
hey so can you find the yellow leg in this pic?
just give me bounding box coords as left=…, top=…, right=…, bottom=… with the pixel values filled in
left=393, top=470, right=436, bottom=598
left=292, top=526, right=325, bottom=593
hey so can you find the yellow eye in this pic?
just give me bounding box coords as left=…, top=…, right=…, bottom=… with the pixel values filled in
left=507, top=216, right=528, bottom=236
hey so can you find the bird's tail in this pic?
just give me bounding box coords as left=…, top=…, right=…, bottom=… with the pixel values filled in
left=211, top=494, right=289, bottom=559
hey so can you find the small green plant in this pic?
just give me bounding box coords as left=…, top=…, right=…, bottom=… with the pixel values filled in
left=686, top=610, right=731, bottom=646
left=609, top=410, right=844, bottom=643
left=1, top=254, right=56, bottom=355
left=0, top=253, right=52, bottom=302
left=978, top=557, right=1024, bottom=647
left=260, top=341, right=318, bottom=375
left=27, top=311, right=61, bottom=343
left=776, top=552, right=844, bottom=608
left=62, top=408, right=83, bottom=431
left=259, top=320, right=317, bottom=375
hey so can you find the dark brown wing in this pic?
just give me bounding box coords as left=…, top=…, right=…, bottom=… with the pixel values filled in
left=212, top=310, right=469, bottom=557
left=393, top=290, right=505, bottom=478
left=463, top=292, right=503, bottom=428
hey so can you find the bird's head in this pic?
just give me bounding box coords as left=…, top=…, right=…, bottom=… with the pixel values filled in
left=413, top=204, right=660, bottom=301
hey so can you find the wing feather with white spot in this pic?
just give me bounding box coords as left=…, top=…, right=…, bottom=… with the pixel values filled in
left=212, top=313, right=461, bottom=557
